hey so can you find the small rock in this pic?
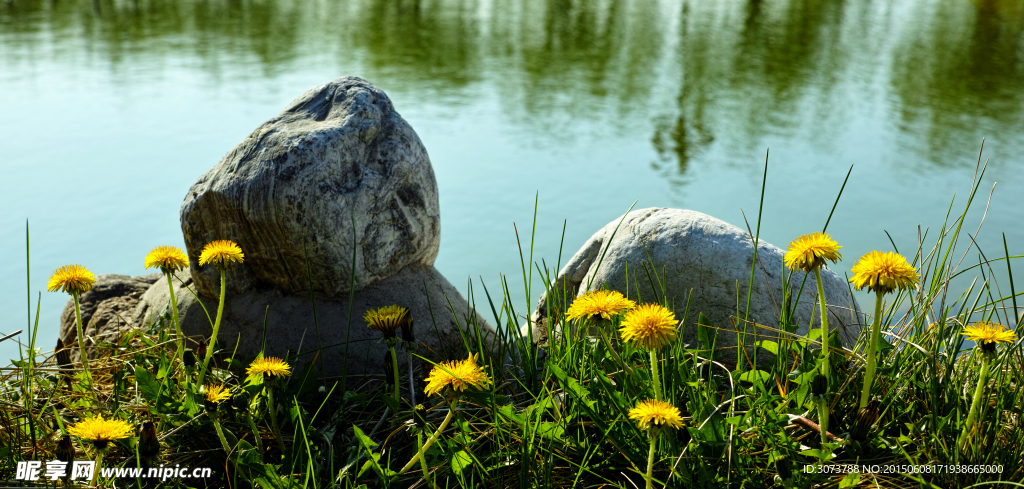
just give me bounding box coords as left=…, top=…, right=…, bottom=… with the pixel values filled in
left=131, top=267, right=194, bottom=328
left=59, top=273, right=162, bottom=360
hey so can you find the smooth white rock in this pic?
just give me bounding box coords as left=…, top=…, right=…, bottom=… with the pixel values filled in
left=527, top=208, right=862, bottom=367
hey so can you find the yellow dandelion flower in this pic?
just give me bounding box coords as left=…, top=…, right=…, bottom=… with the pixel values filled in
left=198, top=240, right=244, bottom=268
left=962, top=322, right=1016, bottom=349
left=424, top=354, right=492, bottom=397
left=47, top=264, right=96, bottom=295
left=619, top=304, right=678, bottom=350
left=364, top=305, right=410, bottom=338
left=566, top=289, right=637, bottom=321
left=628, top=399, right=684, bottom=431
left=246, top=356, right=291, bottom=378
left=144, top=245, right=189, bottom=273
left=205, top=384, right=231, bottom=404
left=68, top=415, right=133, bottom=448
left=849, top=251, right=919, bottom=294
left=784, top=232, right=842, bottom=272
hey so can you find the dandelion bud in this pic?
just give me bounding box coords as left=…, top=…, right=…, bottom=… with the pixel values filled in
left=195, top=338, right=208, bottom=364
left=55, top=338, right=71, bottom=368
left=413, top=404, right=428, bottom=429
left=775, top=455, right=793, bottom=480
left=56, top=434, right=75, bottom=483
left=860, top=399, right=880, bottom=426
left=56, top=434, right=75, bottom=462
left=811, top=375, right=828, bottom=397
left=232, top=391, right=249, bottom=411
left=55, top=339, right=72, bottom=387
left=851, top=398, right=880, bottom=441
left=401, top=316, right=416, bottom=343
left=138, top=421, right=160, bottom=468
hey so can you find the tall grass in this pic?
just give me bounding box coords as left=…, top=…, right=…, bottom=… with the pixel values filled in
left=2, top=150, right=1022, bottom=488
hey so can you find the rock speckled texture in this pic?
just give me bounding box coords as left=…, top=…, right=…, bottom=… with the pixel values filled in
left=527, top=208, right=862, bottom=366
left=180, top=76, right=440, bottom=299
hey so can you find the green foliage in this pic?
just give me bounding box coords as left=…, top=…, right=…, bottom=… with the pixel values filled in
left=2, top=158, right=1023, bottom=488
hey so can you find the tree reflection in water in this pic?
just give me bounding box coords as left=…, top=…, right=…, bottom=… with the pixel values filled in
left=1, top=0, right=1022, bottom=176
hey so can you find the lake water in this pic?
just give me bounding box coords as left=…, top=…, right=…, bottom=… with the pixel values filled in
left=3, top=0, right=1023, bottom=362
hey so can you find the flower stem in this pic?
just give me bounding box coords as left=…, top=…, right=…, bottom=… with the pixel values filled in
left=72, top=292, right=95, bottom=401
left=407, top=350, right=417, bottom=407
left=649, top=350, right=663, bottom=401
left=197, top=268, right=226, bottom=387
left=92, top=448, right=105, bottom=487
left=814, top=268, right=831, bottom=446
left=645, top=431, right=657, bottom=489
left=165, top=271, right=184, bottom=363
left=814, top=269, right=830, bottom=380
left=246, top=412, right=265, bottom=456
left=267, top=387, right=286, bottom=457
left=399, top=400, right=458, bottom=475
left=817, top=396, right=830, bottom=447
left=212, top=415, right=232, bottom=452
left=598, top=327, right=637, bottom=380
left=389, top=344, right=400, bottom=404
left=959, top=352, right=993, bottom=451
left=858, top=290, right=885, bottom=410
left=417, top=432, right=432, bottom=488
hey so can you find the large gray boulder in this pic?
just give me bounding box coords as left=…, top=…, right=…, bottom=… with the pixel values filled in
left=180, top=76, right=440, bottom=300
left=59, top=78, right=492, bottom=378
left=132, top=265, right=491, bottom=377
left=160, top=77, right=492, bottom=377
left=526, top=208, right=862, bottom=367
left=59, top=273, right=162, bottom=360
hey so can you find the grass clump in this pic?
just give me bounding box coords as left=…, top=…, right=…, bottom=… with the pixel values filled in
left=2, top=150, right=1023, bottom=488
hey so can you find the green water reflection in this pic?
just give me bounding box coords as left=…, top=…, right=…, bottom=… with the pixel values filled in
left=2, top=0, right=1023, bottom=359
left=4, top=0, right=1021, bottom=169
